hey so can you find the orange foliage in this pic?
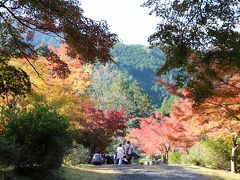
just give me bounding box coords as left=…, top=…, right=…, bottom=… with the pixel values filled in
left=193, top=73, right=240, bottom=139
left=128, top=110, right=196, bottom=156
left=158, top=66, right=240, bottom=141
left=4, top=44, right=93, bottom=129
left=47, top=43, right=92, bottom=94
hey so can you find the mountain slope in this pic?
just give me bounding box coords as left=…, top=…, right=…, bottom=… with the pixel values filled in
left=110, top=43, right=169, bottom=106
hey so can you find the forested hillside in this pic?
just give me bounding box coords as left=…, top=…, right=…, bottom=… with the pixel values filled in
left=34, top=35, right=171, bottom=106
left=110, top=43, right=170, bottom=106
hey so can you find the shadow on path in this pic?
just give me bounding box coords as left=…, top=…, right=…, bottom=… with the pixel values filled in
left=112, top=164, right=225, bottom=180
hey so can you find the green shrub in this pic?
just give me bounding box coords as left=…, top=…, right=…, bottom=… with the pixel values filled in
left=168, top=151, right=181, bottom=164
left=64, top=144, right=91, bottom=165
left=0, top=105, right=72, bottom=178
left=202, top=139, right=230, bottom=170
left=181, top=139, right=231, bottom=170
left=138, top=156, right=150, bottom=164
left=181, top=142, right=207, bottom=166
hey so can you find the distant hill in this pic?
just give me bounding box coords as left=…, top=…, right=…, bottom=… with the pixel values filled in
left=110, top=43, right=170, bottom=106
left=31, top=33, right=171, bottom=106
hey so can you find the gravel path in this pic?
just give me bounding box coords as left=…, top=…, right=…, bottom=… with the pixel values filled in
left=112, top=164, right=211, bottom=180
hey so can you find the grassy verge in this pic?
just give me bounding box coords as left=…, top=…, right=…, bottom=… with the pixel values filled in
left=180, top=164, right=240, bottom=180
left=0, top=164, right=118, bottom=180
left=62, top=164, right=118, bottom=180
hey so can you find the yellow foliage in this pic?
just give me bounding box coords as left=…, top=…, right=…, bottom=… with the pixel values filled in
left=7, top=44, right=94, bottom=128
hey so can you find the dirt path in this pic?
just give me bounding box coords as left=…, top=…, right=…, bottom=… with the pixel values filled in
left=111, top=164, right=220, bottom=180
left=66, top=164, right=240, bottom=180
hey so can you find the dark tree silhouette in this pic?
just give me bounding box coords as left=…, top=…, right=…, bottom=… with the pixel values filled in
left=144, top=0, right=240, bottom=101
left=0, top=0, right=118, bottom=96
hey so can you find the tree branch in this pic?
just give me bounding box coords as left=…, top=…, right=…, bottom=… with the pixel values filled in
left=0, top=13, right=54, bottom=87
left=207, top=102, right=240, bottom=121
left=0, top=2, right=63, bottom=40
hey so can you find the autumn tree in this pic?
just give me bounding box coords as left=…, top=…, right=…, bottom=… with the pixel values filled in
left=3, top=44, right=93, bottom=130
left=190, top=72, right=240, bottom=173
left=143, top=0, right=240, bottom=101
left=0, top=0, right=117, bottom=96
left=77, top=106, right=128, bottom=154
left=163, top=70, right=240, bottom=172
left=153, top=45, right=240, bottom=172
left=128, top=112, right=196, bottom=163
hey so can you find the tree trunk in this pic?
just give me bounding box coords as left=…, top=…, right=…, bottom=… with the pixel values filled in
left=163, top=145, right=170, bottom=164
left=165, top=151, right=169, bottom=164
left=231, top=137, right=239, bottom=173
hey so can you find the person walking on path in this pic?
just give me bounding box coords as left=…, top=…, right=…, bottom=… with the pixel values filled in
left=117, top=144, right=125, bottom=165
left=124, top=141, right=133, bottom=164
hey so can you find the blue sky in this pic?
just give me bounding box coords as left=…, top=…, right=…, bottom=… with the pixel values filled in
left=81, top=0, right=158, bottom=45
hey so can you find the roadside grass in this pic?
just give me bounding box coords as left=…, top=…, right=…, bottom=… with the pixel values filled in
left=180, top=164, right=240, bottom=180
left=0, top=164, right=118, bottom=180
left=62, top=164, right=118, bottom=180
left=0, top=164, right=117, bottom=180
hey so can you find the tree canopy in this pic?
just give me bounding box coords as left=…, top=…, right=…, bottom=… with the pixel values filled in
left=143, top=0, right=240, bottom=101
left=128, top=111, right=196, bottom=162
left=0, top=0, right=117, bottom=96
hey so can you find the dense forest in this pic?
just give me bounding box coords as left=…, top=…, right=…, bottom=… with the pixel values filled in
left=110, top=43, right=170, bottom=106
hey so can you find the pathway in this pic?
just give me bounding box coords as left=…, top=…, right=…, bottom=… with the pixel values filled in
left=111, top=164, right=223, bottom=180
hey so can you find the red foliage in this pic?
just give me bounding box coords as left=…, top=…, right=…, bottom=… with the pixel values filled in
left=129, top=111, right=196, bottom=155
left=158, top=79, right=189, bottom=97
left=83, top=106, right=128, bottom=137
left=192, top=74, right=240, bottom=139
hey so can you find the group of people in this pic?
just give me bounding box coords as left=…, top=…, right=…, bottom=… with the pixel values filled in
left=116, top=141, right=133, bottom=165
left=91, top=152, right=115, bottom=165
left=91, top=140, right=134, bottom=165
